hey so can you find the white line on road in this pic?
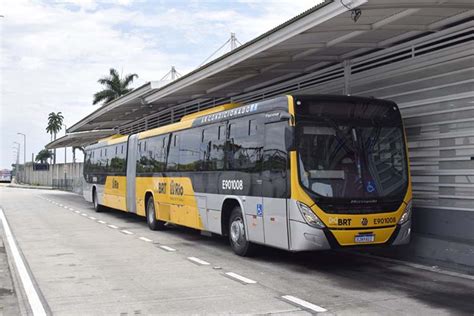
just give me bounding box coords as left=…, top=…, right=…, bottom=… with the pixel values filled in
left=88, top=216, right=96, bottom=220
left=281, top=295, right=327, bottom=313
left=0, top=208, right=47, bottom=316
left=159, top=245, right=176, bottom=252
left=121, top=230, right=134, bottom=235
left=225, top=272, right=257, bottom=284
left=74, top=210, right=80, bottom=214
left=58, top=204, right=63, bottom=207
left=81, top=213, right=88, bottom=217
left=63, top=206, right=68, bottom=209
left=97, top=220, right=106, bottom=224
left=139, top=237, right=153, bottom=242
left=107, top=224, right=118, bottom=229
left=187, top=257, right=210, bottom=265
left=68, top=208, right=74, bottom=211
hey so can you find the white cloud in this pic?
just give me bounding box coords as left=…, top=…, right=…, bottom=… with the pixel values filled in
left=0, top=0, right=319, bottom=169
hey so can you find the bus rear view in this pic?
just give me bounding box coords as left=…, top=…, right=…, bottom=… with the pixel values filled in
left=289, top=95, right=412, bottom=250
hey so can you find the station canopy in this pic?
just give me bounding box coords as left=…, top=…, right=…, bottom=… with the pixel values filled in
left=47, top=0, right=473, bottom=149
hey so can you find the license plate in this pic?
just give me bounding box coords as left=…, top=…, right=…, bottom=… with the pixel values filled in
left=355, top=234, right=375, bottom=243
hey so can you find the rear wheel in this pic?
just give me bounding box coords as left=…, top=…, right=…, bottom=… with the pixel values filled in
left=229, top=206, right=255, bottom=256
left=146, top=196, right=166, bottom=231
left=93, top=189, right=104, bottom=212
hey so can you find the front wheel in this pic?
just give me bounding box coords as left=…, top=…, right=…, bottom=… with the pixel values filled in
left=229, top=206, right=255, bottom=256
left=93, top=189, right=104, bottom=212
left=146, top=196, right=166, bottom=231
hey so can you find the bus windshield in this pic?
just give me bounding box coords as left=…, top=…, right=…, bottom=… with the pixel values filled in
left=295, top=97, right=408, bottom=200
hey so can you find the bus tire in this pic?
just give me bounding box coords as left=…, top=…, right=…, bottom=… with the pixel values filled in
left=146, top=196, right=166, bottom=231
left=93, top=189, right=104, bottom=212
left=229, top=206, right=254, bottom=256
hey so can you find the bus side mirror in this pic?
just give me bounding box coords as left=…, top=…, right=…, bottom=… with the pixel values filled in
left=285, top=126, right=295, bottom=151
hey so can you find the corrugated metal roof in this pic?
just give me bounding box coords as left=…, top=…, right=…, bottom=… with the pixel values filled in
left=59, top=0, right=473, bottom=148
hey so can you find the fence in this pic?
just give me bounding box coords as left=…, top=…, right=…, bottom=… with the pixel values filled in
left=19, top=162, right=84, bottom=194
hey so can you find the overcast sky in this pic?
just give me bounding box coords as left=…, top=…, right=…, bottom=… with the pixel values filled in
left=0, top=0, right=321, bottom=169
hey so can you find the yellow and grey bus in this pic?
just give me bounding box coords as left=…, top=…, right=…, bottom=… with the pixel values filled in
left=83, top=95, right=412, bottom=256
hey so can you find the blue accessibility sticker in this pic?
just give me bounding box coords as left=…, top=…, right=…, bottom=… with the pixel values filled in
left=257, top=204, right=263, bottom=217
left=366, top=180, right=376, bottom=193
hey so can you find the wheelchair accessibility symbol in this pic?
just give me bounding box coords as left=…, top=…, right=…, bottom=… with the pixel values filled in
left=366, top=180, right=376, bottom=193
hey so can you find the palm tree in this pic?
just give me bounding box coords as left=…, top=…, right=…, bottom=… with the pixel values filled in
left=46, top=112, right=64, bottom=164
left=35, top=149, right=54, bottom=164
left=93, top=68, right=138, bottom=106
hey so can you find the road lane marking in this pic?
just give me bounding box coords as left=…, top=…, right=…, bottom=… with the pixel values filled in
left=139, top=237, right=153, bottom=242
left=81, top=213, right=88, bottom=217
left=74, top=210, right=80, bottom=214
left=88, top=216, right=96, bottom=220
left=121, top=230, right=134, bottom=235
left=187, top=257, right=210, bottom=265
left=68, top=208, right=74, bottom=211
left=281, top=295, right=327, bottom=313
left=107, top=224, right=118, bottom=229
left=98, top=220, right=106, bottom=224
left=63, top=206, right=68, bottom=209
left=224, top=272, right=257, bottom=284
left=58, top=204, right=63, bottom=207
left=0, top=208, right=47, bottom=316
left=159, top=245, right=176, bottom=252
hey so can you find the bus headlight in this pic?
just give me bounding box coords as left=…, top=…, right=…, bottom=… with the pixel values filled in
left=296, top=201, right=325, bottom=228
left=398, top=200, right=412, bottom=225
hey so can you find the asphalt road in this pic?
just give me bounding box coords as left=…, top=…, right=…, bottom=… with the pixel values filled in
left=0, top=186, right=473, bottom=315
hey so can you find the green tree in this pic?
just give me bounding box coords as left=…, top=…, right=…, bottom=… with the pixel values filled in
left=93, top=68, right=138, bottom=106
left=35, top=149, right=54, bottom=164
left=46, top=112, right=64, bottom=164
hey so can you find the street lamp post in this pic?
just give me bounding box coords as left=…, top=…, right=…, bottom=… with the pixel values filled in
left=62, top=124, right=67, bottom=189
left=13, top=142, right=20, bottom=182
left=17, top=132, right=26, bottom=166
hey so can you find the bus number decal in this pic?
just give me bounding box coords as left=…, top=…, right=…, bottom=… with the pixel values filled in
left=373, top=217, right=396, bottom=225
left=222, top=180, right=243, bottom=191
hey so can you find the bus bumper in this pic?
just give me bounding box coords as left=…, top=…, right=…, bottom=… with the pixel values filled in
left=391, top=220, right=411, bottom=245
left=288, top=219, right=411, bottom=251
left=289, top=220, right=331, bottom=251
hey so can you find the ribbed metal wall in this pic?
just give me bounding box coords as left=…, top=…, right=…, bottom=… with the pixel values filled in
left=319, top=41, right=474, bottom=213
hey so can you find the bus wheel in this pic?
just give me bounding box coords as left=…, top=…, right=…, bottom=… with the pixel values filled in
left=229, top=206, right=254, bottom=256
left=93, top=189, right=104, bottom=212
left=146, top=196, right=166, bottom=231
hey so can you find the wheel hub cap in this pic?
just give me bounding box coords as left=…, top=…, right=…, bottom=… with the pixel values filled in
left=230, top=218, right=244, bottom=244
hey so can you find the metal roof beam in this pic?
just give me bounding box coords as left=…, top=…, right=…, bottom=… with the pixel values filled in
left=293, top=8, right=420, bottom=61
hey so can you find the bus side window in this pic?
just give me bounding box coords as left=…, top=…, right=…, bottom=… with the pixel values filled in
left=179, top=128, right=202, bottom=171
left=166, top=134, right=180, bottom=171
left=227, top=118, right=263, bottom=171
left=203, top=124, right=225, bottom=171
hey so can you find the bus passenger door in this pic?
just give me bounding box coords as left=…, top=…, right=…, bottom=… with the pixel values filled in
left=262, top=121, right=290, bottom=250
left=126, top=134, right=138, bottom=214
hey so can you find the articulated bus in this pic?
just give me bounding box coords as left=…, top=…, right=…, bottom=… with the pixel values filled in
left=83, top=95, right=412, bottom=256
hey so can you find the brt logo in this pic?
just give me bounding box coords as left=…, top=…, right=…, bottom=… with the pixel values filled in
left=328, top=217, right=352, bottom=226
left=170, top=181, right=184, bottom=196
